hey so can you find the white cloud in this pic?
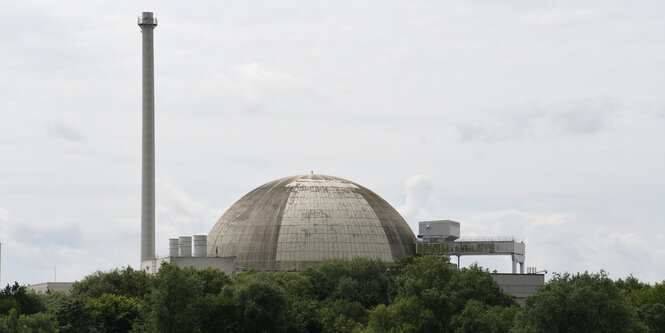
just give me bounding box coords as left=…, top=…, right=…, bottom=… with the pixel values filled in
left=398, top=175, right=442, bottom=232
left=206, top=62, right=312, bottom=113
left=155, top=179, right=223, bottom=255
left=461, top=210, right=665, bottom=282
left=0, top=207, right=139, bottom=285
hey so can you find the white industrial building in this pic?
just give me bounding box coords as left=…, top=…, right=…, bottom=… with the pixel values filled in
left=415, top=220, right=543, bottom=304
left=140, top=235, right=236, bottom=277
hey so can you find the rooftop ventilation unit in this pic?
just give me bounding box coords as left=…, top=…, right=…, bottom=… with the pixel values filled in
left=418, top=220, right=460, bottom=242
left=178, top=236, right=192, bottom=257
left=193, top=235, right=207, bottom=257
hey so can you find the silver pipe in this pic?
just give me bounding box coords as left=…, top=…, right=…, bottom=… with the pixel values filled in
left=193, top=235, right=207, bottom=257
left=179, top=236, right=192, bottom=257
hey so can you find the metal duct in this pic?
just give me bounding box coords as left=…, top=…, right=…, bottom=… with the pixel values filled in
left=193, top=235, right=207, bottom=257
left=169, top=238, right=179, bottom=257
left=178, top=236, right=192, bottom=257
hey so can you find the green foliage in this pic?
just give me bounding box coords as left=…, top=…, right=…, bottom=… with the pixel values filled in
left=367, top=256, right=515, bottom=332
left=71, top=266, right=154, bottom=299
left=637, top=303, right=665, bottom=333
left=618, top=278, right=665, bottom=333
left=385, top=256, right=416, bottom=301
left=366, top=297, right=435, bottom=333
left=0, top=282, right=44, bottom=315
left=192, top=294, right=238, bottom=332
left=37, top=291, right=68, bottom=315
left=616, top=275, right=651, bottom=296
left=236, top=270, right=313, bottom=299
left=143, top=263, right=201, bottom=333
left=51, top=296, right=93, bottom=332
left=192, top=267, right=233, bottom=295
left=0, top=298, right=19, bottom=316
left=318, top=299, right=367, bottom=332
left=0, top=308, right=57, bottom=333
left=305, top=258, right=391, bottom=308
left=5, top=258, right=665, bottom=332
left=87, top=293, right=140, bottom=332
left=634, top=281, right=665, bottom=307
left=451, top=300, right=518, bottom=333
left=290, top=297, right=323, bottom=333
left=223, top=276, right=289, bottom=333
left=236, top=270, right=320, bottom=332
left=452, top=264, right=517, bottom=308
left=512, top=271, right=642, bottom=333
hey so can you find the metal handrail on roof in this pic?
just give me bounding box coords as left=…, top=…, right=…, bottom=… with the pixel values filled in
left=455, top=236, right=524, bottom=243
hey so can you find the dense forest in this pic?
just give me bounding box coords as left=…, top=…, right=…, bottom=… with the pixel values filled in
left=0, top=256, right=663, bottom=332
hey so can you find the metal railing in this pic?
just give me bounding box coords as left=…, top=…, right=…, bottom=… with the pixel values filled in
left=455, top=236, right=523, bottom=243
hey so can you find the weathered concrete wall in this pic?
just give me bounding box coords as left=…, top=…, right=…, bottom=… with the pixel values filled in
left=142, top=256, right=237, bottom=277
left=491, top=273, right=545, bottom=305
left=208, top=174, right=416, bottom=270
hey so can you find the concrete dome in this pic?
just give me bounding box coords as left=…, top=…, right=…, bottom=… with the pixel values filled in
left=208, top=174, right=415, bottom=270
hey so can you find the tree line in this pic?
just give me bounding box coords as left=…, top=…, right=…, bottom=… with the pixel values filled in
left=0, top=255, right=663, bottom=332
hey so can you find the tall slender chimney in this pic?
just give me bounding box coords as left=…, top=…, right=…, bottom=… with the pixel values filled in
left=138, top=12, right=157, bottom=263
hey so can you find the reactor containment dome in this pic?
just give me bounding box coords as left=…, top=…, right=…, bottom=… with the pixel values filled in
left=208, top=174, right=416, bottom=270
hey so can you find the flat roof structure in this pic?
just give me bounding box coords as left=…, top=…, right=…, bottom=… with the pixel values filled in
left=415, top=220, right=526, bottom=273
left=27, top=282, right=74, bottom=295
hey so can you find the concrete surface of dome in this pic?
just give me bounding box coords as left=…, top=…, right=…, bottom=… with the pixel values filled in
left=208, top=174, right=416, bottom=270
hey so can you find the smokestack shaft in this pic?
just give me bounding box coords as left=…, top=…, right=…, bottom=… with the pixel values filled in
left=139, top=12, right=157, bottom=262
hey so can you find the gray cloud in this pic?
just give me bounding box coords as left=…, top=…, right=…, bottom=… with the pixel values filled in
left=13, top=219, right=83, bottom=249
left=657, top=106, right=665, bottom=121
left=549, top=100, right=614, bottom=135
left=0, top=208, right=9, bottom=238
left=461, top=209, right=665, bottom=282
left=456, top=99, right=614, bottom=142
left=45, top=122, right=85, bottom=141
left=155, top=179, right=224, bottom=255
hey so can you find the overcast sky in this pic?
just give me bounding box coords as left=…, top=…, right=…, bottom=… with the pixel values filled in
left=1, top=0, right=664, bottom=285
